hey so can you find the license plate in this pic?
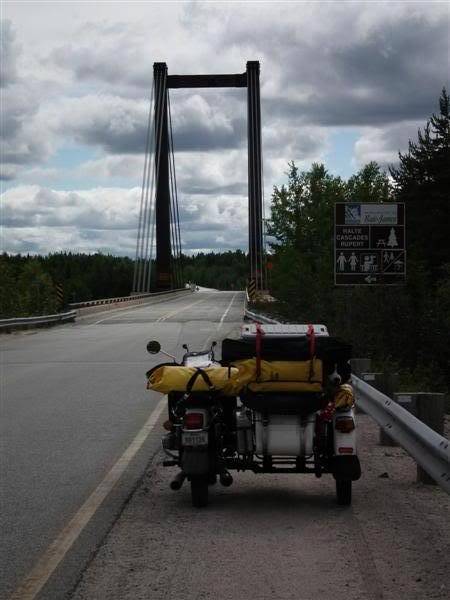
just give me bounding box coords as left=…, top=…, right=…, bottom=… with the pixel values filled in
left=182, top=431, right=208, bottom=447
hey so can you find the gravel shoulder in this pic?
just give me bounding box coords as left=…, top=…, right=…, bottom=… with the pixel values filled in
left=71, top=413, right=450, bottom=600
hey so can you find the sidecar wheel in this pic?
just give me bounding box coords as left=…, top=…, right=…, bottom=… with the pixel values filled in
left=336, top=479, right=352, bottom=505
left=190, top=476, right=209, bottom=507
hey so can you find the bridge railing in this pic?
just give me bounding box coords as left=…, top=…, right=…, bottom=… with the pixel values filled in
left=244, top=308, right=450, bottom=494
left=0, top=311, right=77, bottom=332
left=1, top=288, right=192, bottom=332
left=69, top=288, right=188, bottom=311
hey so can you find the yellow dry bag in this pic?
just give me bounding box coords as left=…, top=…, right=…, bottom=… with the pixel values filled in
left=230, top=358, right=323, bottom=394
left=147, top=365, right=239, bottom=394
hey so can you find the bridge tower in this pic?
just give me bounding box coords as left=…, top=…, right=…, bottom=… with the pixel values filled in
left=134, top=61, right=266, bottom=293
left=153, top=62, right=172, bottom=291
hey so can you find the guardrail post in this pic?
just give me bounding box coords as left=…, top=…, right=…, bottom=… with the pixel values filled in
left=395, top=393, right=445, bottom=485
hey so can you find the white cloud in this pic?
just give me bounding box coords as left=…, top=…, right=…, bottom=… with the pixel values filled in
left=353, top=121, right=423, bottom=169
left=1, top=1, right=448, bottom=253
left=2, top=185, right=139, bottom=229
left=1, top=184, right=250, bottom=255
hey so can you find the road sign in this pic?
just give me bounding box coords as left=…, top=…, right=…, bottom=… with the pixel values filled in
left=334, top=203, right=405, bottom=285
left=247, top=279, right=257, bottom=301
left=56, top=283, right=64, bottom=308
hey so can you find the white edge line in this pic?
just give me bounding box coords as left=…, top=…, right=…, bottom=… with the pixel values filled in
left=218, top=292, right=237, bottom=329
left=10, top=397, right=167, bottom=600
left=203, top=292, right=240, bottom=349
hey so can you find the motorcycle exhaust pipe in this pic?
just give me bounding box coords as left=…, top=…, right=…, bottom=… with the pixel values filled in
left=219, top=471, right=233, bottom=487
left=170, top=471, right=186, bottom=491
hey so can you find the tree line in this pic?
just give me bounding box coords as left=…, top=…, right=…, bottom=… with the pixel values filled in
left=0, top=250, right=249, bottom=318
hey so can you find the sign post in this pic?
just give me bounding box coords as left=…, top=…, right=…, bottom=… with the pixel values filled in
left=334, top=203, right=406, bottom=286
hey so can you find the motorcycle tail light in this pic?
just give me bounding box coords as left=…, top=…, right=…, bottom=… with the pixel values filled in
left=338, top=447, right=354, bottom=454
left=184, top=412, right=204, bottom=430
left=335, top=417, right=355, bottom=433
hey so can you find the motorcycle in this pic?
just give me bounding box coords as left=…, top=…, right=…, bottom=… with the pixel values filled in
left=146, top=324, right=361, bottom=508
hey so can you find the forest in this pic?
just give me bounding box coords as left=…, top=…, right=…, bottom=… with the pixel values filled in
left=1, top=90, right=448, bottom=393
left=0, top=250, right=248, bottom=316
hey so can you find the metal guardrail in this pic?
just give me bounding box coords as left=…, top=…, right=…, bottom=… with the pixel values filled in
left=69, top=288, right=188, bottom=309
left=1, top=288, right=191, bottom=332
left=244, top=308, right=280, bottom=324
left=244, top=308, right=450, bottom=494
left=0, top=311, right=77, bottom=332
left=353, top=376, right=450, bottom=493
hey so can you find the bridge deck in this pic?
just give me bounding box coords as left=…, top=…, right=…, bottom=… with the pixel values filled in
left=2, top=290, right=449, bottom=600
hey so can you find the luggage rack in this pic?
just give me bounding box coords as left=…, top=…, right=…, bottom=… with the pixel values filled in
left=241, top=323, right=329, bottom=339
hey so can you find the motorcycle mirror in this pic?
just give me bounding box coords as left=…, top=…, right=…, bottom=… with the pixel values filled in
left=146, top=340, right=161, bottom=354
left=211, top=341, right=217, bottom=347
left=182, top=343, right=188, bottom=350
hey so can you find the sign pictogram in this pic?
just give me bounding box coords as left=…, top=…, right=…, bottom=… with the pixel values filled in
left=334, top=203, right=405, bottom=286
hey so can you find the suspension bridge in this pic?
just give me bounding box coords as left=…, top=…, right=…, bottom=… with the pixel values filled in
left=132, top=61, right=267, bottom=295
left=2, top=61, right=449, bottom=600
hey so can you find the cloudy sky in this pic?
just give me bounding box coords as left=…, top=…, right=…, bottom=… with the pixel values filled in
left=1, top=1, right=448, bottom=256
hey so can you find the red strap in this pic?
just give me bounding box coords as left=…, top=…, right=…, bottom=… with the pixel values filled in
left=255, top=322, right=265, bottom=379
left=307, top=324, right=316, bottom=358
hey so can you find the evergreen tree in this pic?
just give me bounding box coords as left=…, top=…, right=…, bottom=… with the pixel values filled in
left=390, top=88, right=450, bottom=280
left=267, top=163, right=346, bottom=320
left=0, top=256, right=20, bottom=318
left=17, top=261, right=57, bottom=316
left=346, top=162, right=391, bottom=203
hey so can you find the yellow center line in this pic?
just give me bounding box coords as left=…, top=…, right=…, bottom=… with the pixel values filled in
left=156, top=294, right=212, bottom=322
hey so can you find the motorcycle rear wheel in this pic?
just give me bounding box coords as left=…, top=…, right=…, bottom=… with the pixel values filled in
left=190, top=476, right=209, bottom=507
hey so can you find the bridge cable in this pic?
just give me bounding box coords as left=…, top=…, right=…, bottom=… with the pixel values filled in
left=168, top=91, right=183, bottom=288
left=133, top=79, right=154, bottom=292
left=256, top=69, right=267, bottom=291
left=140, top=78, right=158, bottom=292
left=142, top=80, right=158, bottom=294
left=138, top=74, right=159, bottom=292
left=169, top=93, right=182, bottom=287
left=167, top=143, right=178, bottom=288
left=143, top=69, right=166, bottom=291
left=166, top=92, right=178, bottom=287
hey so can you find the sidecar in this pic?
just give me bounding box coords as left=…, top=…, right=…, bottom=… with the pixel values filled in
left=220, top=323, right=361, bottom=505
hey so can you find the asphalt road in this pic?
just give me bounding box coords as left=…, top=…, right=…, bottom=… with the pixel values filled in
left=1, top=290, right=245, bottom=600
